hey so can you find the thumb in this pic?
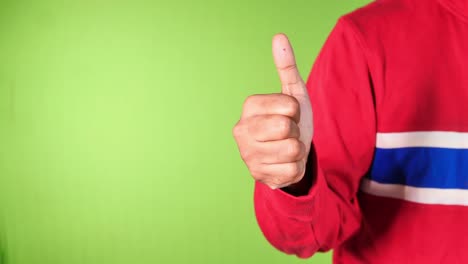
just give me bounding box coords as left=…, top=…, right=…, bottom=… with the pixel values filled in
left=272, top=34, right=314, bottom=158
left=272, top=33, right=307, bottom=97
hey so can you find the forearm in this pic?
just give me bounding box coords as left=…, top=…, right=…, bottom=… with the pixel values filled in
left=254, top=164, right=362, bottom=258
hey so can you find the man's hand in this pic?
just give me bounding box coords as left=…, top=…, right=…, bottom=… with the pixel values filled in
left=233, top=34, right=314, bottom=189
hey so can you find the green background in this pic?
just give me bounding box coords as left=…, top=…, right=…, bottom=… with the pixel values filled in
left=0, top=0, right=370, bottom=263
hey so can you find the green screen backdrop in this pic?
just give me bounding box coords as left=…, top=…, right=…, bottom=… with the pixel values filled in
left=0, top=0, right=370, bottom=263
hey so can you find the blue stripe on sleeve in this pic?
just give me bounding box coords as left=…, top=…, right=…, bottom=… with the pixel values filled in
left=370, top=147, right=468, bottom=189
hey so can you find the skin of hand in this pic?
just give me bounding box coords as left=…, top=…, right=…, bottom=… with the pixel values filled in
left=233, top=34, right=314, bottom=190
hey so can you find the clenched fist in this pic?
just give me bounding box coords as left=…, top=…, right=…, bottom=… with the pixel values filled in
left=233, top=34, right=314, bottom=189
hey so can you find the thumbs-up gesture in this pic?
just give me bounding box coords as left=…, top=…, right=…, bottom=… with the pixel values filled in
left=233, top=34, right=313, bottom=189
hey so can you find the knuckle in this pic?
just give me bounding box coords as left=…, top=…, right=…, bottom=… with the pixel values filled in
left=250, top=167, right=265, bottom=181
left=240, top=148, right=254, bottom=162
left=277, top=63, right=298, bottom=76
left=251, top=172, right=261, bottom=181
left=286, top=138, right=302, bottom=158
left=280, top=63, right=298, bottom=72
left=264, top=180, right=278, bottom=190
left=289, top=177, right=301, bottom=185
left=243, top=94, right=259, bottom=111
left=290, top=172, right=304, bottom=185
left=232, top=122, right=242, bottom=138
left=276, top=116, right=292, bottom=136
left=235, top=119, right=257, bottom=141
left=282, top=95, right=300, bottom=117
left=284, top=163, right=301, bottom=178
left=271, top=175, right=285, bottom=187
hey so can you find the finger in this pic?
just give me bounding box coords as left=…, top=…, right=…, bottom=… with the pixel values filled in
left=260, top=160, right=306, bottom=189
left=242, top=93, right=300, bottom=123
left=272, top=33, right=307, bottom=97
left=257, top=138, right=306, bottom=164
left=247, top=115, right=300, bottom=142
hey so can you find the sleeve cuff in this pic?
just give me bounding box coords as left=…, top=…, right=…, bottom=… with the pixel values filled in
left=254, top=167, right=325, bottom=222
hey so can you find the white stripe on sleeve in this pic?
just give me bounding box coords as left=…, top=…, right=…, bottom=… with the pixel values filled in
left=376, top=131, right=468, bottom=149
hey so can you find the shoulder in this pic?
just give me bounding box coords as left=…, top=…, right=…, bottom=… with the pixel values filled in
left=342, top=0, right=430, bottom=27
left=338, top=0, right=439, bottom=40
left=345, top=0, right=413, bottom=21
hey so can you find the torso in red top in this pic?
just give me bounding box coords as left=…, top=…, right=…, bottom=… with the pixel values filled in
left=254, top=0, right=468, bottom=263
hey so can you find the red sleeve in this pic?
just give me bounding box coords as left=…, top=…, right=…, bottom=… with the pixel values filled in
left=253, top=17, right=376, bottom=258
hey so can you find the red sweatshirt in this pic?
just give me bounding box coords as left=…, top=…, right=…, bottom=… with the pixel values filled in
left=254, top=0, right=468, bottom=263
